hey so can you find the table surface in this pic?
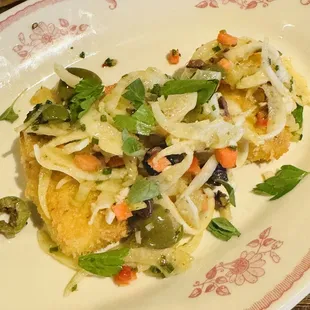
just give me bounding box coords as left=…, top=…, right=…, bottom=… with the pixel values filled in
left=0, top=0, right=309, bottom=309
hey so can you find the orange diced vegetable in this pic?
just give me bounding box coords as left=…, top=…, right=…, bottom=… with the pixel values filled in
left=112, top=202, right=133, bottom=221
left=147, top=154, right=171, bottom=173
left=73, top=154, right=102, bottom=172
left=218, top=58, right=232, bottom=71
left=217, top=30, right=238, bottom=46
left=167, top=49, right=181, bottom=65
left=201, top=196, right=208, bottom=212
left=107, top=156, right=125, bottom=168
left=256, top=111, right=268, bottom=127
left=215, top=147, right=237, bottom=169
left=187, top=156, right=201, bottom=175
left=113, top=266, right=137, bottom=286
left=105, top=83, right=117, bottom=95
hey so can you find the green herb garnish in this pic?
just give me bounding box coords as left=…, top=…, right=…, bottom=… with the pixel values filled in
left=207, top=217, right=241, bottom=241
left=215, top=180, right=236, bottom=207
left=289, top=77, right=294, bottom=92
left=122, top=78, right=145, bottom=109
left=78, top=248, right=129, bottom=276
left=69, top=78, right=104, bottom=122
left=100, top=115, right=107, bottom=122
left=292, top=103, right=303, bottom=129
left=253, top=165, right=308, bottom=200
left=102, top=167, right=112, bottom=175
left=159, top=255, right=174, bottom=274
left=161, top=79, right=218, bottom=105
left=122, top=129, right=143, bottom=156
left=114, top=103, right=156, bottom=136
left=0, top=89, right=26, bottom=123
left=127, top=178, right=160, bottom=204
left=212, top=46, right=221, bottom=53
left=49, top=246, right=59, bottom=253
left=92, top=137, right=99, bottom=145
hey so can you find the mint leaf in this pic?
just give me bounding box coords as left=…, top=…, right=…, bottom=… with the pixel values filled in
left=0, top=102, right=19, bottom=123
left=253, top=165, right=308, bottom=200
left=216, top=180, right=236, bottom=207
left=127, top=178, right=160, bottom=204
left=122, top=129, right=144, bottom=156
left=161, top=79, right=218, bottom=98
left=122, top=78, right=145, bottom=109
left=292, top=103, right=303, bottom=129
left=207, top=217, right=240, bottom=241
left=78, top=248, right=129, bottom=277
left=114, top=103, right=155, bottom=136
left=69, top=78, right=103, bottom=121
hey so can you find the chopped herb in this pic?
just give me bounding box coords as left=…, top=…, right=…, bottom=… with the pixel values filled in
left=212, top=46, right=221, bottom=53
left=49, top=246, right=59, bottom=253
left=78, top=248, right=130, bottom=276
left=71, top=284, right=78, bottom=292
left=102, top=167, right=112, bottom=175
left=100, top=115, right=107, bottom=122
left=70, top=47, right=74, bottom=50
left=157, top=194, right=163, bottom=200
left=122, top=129, right=144, bottom=157
left=289, top=77, right=294, bottom=92
left=292, top=103, right=303, bottom=129
left=207, top=217, right=241, bottom=241
left=92, top=137, right=99, bottom=145
left=95, top=180, right=103, bottom=185
left=275, top=65, right=279, bottom=71
left=79, top=51, right=86, bottom=58
left=150, top=266, right=162, bottom=274
left=127, top=178, right=160, bottom=204
left=69, top=78, right=103, bottom=122
left=253, top=165, right=308, bottom=200
left=268, top=58, right=272, bottom=65
left=114, top=103, right=156, bottom=136
left=80, top=123, right=86, bottom=131
left=102, top=58, right=118, bottom=67
left=211, top=105, right=216, bottom=111
left=122, top=78, right=145, bottom=109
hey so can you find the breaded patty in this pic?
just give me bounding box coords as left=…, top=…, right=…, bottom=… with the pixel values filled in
left=247, top=128, right=292, bottom=162
left=20, top=133, right=127, bottom=257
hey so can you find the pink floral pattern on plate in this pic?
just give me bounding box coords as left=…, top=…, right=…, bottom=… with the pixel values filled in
left=195, top=0, right=275, bottom=9
left=300, top=0, right=310, bottom=5
left=189, top=227, right=283, bottom=298
left=12, top=19, right=88, bottom=60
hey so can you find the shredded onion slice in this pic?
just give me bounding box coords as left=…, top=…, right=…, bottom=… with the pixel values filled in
left=54, top=63, right=82, bottom=88
left=180, top=155, right=218, bottom=198
left=62, top=138, right=90, bottom=154
left=56, top=176, right=72, bottom=190
left=64, top=270, right=88, bottom=297
left=236, top=139, right=249, bottom=167
left=38, top=167, right=52, bottom=219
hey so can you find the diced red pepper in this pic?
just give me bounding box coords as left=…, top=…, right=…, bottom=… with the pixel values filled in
left=113, top=266, right=137, bottom=286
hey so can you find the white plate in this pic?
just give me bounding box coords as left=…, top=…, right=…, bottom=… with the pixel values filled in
left=1, top=1, right=310, bottom=309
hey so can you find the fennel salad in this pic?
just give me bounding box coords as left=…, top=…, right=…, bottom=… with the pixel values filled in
left=1, top=30, right=310, bottom=292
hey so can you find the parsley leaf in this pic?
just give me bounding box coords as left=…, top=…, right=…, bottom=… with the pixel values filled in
left=0, top=104, right=19, bottom=123
left=122, top=129, right=144, bottom=156
left=114, top=103, right=156, bottom=136
left=207, top=217, right=241, bottom=241
left=78, top=248, right=129, bottom=277
left=127, top=178, right=160, bottom=204
left=216, top=179, right=236, bottom=207
left=69, top=78, right=103, bottom=122
left=122, top=78, right=145, bottom=109
left=253, top=165, right=308, bottom=200
left=292, top=103, right=303, bottom=129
